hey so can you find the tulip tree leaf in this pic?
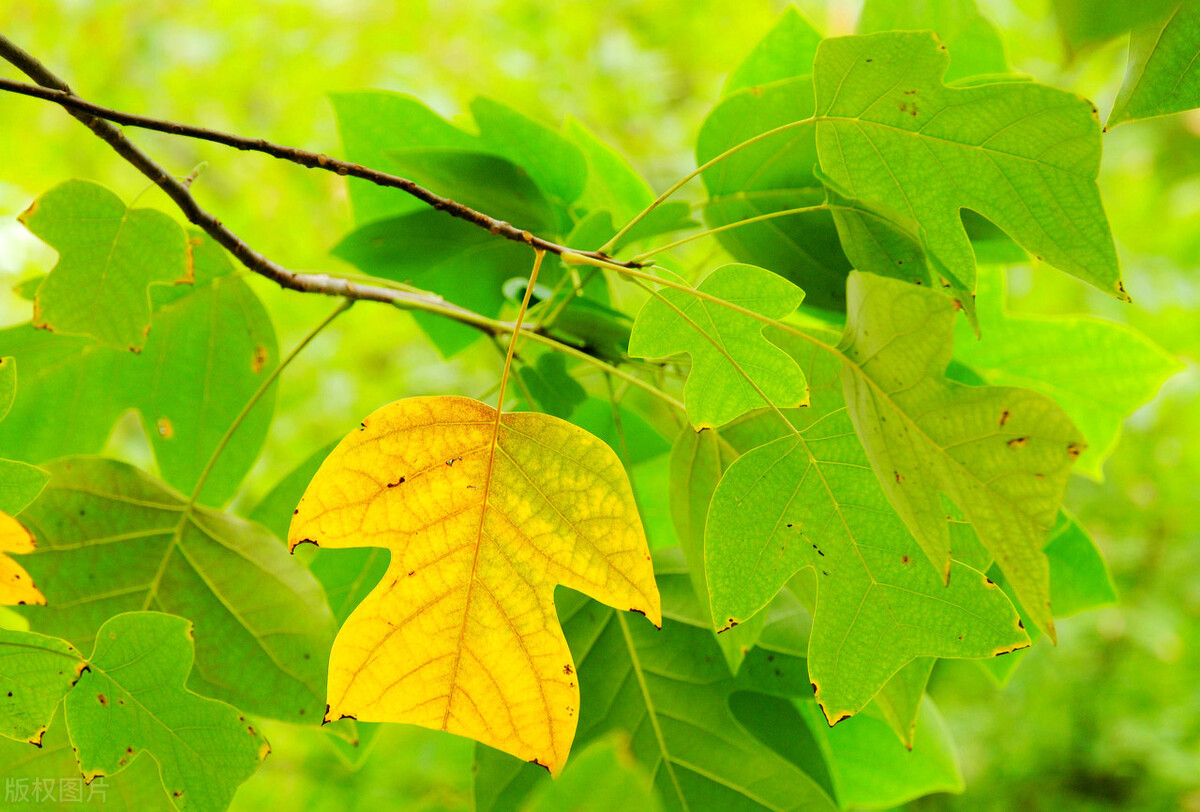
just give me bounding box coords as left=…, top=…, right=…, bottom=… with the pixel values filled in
left=628, top=264, right=809, bottom=429
left=0, top=233, right=278, bottom=506
left=12, top=457, right=334, bottom=724
left=473, top=586, right=838, bottom=812
left=64, top=612, right=267, bottom=811
left=1109, top=2, right=1200, bottom=126
left=953, top=270, right=1181, bottom=478
left=288, top=396, right=661, bottom=775
left=812, top=32, right=1124, bottom=299
left=839, top=272, right=1084, bottom=639
left=1052, top=0, right=1178, bottom=51
left=706, top=330, right=1028, bottom=722
left=857, top=0, right=1011, bottom=83
left=0, top=627, right=82, bottom=744
left=19, top=180, right=192, bottom=351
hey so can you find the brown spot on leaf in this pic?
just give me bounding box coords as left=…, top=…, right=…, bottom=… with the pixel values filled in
left=156, top=417, right=174, bottom=439
left=901, top=554, right=911, bottom=564
left=999, top=409, right=1011, bottom=426
left=894, top=470, right=904, bottom=483
left=28, top=727, right=45, bottom=748
left=251, top=345, right=269, bottom=374
left=387, top=476, right=406, bottom=488
left=97, top=693, right=108, bottom=707
left=563, top=664, right=573, bottom=675
left=1008, top=437, right=1028, bottom=448
left=1067, top=443, right=1083, bottom=458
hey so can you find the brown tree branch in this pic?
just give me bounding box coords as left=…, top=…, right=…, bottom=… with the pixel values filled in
left=0, top=72, right=637, bottom=267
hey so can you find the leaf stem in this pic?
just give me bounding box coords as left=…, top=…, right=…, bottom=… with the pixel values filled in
left=599, top=116, right=816, bottom=254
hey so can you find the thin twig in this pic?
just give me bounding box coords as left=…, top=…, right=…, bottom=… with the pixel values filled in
left=0, top=68, right=640, bottom=268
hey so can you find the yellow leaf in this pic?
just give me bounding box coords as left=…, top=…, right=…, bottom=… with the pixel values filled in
left=289, top=396, right=661, bottom=774
left=0, top=510, right=45, bottom=606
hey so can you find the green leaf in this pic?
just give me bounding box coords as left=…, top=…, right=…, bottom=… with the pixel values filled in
left=248, top=442, right=386, bottom=629
left=0, top=628, right=82, bottom=744
left=522, top=733, right=663, bottom=812
left=517, top=353, right=587, bottom=419
left=698, top=76, right=852, bottom=312
left=332, top=213, right=532, bottom=357
left=813, top=32, right=1124, bottom=299
left=0, top=707, right=171, bottom=811
left=330, top=91, right=478, bottom=225
left=562, top=117, right=654, bottom=224
left=1109, top=2, right=1200, bottom=126
left=14, top=458, right=334, bottom=724
left=470, top=97, right=588, bottom=209
left=953, top=269, right=1181, bottom=478
left=857, top=0, right=1010, bottom=83
left=628, top=264, right=809, bottom=429
left=568, top=398, right=670, bottom=466
left=1052, top=0, right=1178, bottom=50
left=0, top=361, right=50, bottom=516
left=839, top=272, right=1084, bottom=638
left=667, top=428, right=765, bottom=672
left=797, top=693, right=963, bottom=808
left=723, top=6, right=823, bottom=94
left=65, top=612, right=267, bottom=811
left=473, top=591, right=838, bottom=812
left=20, top=180, right=191, bottom=351
left=0, top=356, right=14, bottom=422
left=384, top=148, right=559, bottom=233
left=977, top=511, right=1117, bottom=684
left=0, top=233, right=278, bottom=506
left=706, top=406, right=1028, bottom=722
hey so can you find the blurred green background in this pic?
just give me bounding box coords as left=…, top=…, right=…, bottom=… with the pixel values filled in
left=0, top=1, right=1196, bottom=809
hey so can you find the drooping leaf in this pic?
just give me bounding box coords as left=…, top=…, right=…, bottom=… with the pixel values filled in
left=953, top=270, right=1181, bottom=478
left=628, top=264, right=809, bottom=429
left=473, top=585, right=838, bottom=812
left=13, top=458, right=334, bottom=723
left=812, top=32, right=1125, bottom=299
left=288, top=396, right=661, bottom=774
left=0, top=511, right=46, bottom=608
left=1109, top=2, right=1200, bottom=126
left=64, top=612, right=267, bottom=810
left=839, top=272, right=1084, bottom=638
left=0, top=358, right=50, bottom=516
left=723, top=6, right=823, bottom=94
left=857, top=0, right=1011, bottom=83
left=0, top=233, right=278, bottom=506
left=19, top=180, right=191, bottom=351
left=0, top=627, right=81, bottom=744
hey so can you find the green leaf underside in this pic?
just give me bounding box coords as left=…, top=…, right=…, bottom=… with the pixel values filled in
left=1052, top=0, right=1178, bottom=50
left=474, top=597, right=838, bottom=812
left=839, top=272, right=1083, bottom=639
left=0, top=233, right=278, bottom=507
left=64, top=613, right=266, bottom=811
left=0, top=628, right=82, bottom=744
left=14, top=458, right=334, bottom=724
left=706, top=322, right=1027, bottom=722
left=1110, top=2, right=1200, bottom=126
left=0, top=459, right=50, bottom=518
left=521, top=733, right=663, bottom=812
left=813, top=32, right=1124, bottom=300
left=953, top=270, right=1181, bottom=478
left=21, top=180, right=191, bottom=350
left=628, top=264, right=809, bottom=429
left=857, top=0, right=1010, bottom=83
